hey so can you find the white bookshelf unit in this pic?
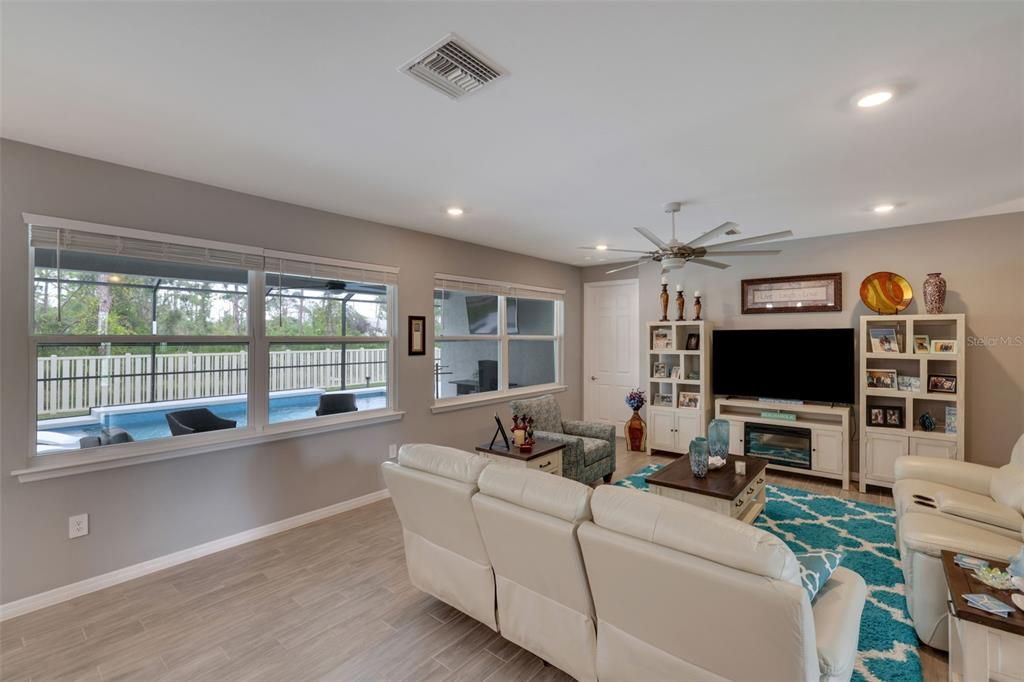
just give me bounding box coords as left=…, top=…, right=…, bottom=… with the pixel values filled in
left=859, top=313, right=966, bottom=492
left=714, top=398, right=852, bottom=489
left=646, top=321, right=711, bottom=456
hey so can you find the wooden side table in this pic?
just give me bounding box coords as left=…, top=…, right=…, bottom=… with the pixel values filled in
left=942, top=550, right=1024, bottom=682
left=475, top=439, right=565, bottom=477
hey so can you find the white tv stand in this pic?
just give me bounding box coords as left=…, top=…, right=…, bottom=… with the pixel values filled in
left=714, top=398, right=851, bottom=489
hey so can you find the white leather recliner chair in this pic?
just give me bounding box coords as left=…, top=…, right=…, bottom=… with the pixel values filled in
left=579, top=485, right=867, bottom=682
left=381, top=444, right=497, bottom=630
left=472, top=465, right=598, bottom=682
left=893, top=434, right=1024, bottom=650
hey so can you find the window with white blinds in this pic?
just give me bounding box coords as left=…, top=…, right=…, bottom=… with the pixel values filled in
left=433, top=274, right=564, bottom=403
left=26, top=213, right=398, bottom=462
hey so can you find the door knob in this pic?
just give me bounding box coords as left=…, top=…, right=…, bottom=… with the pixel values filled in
left=590, top=376, right=597, bottom=381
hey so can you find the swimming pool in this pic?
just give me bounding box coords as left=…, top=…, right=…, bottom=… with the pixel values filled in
left=37, top=389, right=387, bottom=450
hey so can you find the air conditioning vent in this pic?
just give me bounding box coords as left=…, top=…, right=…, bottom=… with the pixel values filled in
left=401, top=34, right=505, bottom=100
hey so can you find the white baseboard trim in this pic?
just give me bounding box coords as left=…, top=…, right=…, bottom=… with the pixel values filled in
left=0, top=488, right=391, bottom=621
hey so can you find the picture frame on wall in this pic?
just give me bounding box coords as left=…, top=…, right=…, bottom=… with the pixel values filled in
left=740, top=273, right=842, bottom=314
left=408, top=315, right=426, bottom=355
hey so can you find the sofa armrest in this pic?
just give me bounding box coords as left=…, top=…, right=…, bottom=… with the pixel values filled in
left=563, top=420, right=615, bottom=447
left=811, top=567, right=867, bottom=682
left=900, top=512, right=1023, bottom=560
left=893, top=456, right=994, bottom=496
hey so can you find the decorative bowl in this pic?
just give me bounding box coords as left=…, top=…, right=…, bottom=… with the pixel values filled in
left=708, top=456, right=728, bottom=471
left=1013, top=594, right=1024, bottom=613
left=974, top=567, right=1015, bottom=590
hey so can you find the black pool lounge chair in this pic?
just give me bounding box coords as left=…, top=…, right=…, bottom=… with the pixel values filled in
left=166, top=408, right=237, bottom=436
left=315, top=392, right=358, bottom=416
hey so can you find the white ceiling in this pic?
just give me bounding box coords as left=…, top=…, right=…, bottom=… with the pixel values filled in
left=2, top=1, right=1022, bottom=265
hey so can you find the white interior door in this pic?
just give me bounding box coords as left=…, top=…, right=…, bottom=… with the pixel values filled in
left=584, top=280, right=639, bottom=436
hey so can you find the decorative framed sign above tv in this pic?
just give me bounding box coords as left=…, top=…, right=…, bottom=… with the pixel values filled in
left=741, top=273, right=842, bottom=314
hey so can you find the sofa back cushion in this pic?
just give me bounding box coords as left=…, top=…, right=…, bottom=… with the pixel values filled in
left=472, top=466, right=597, bottom=681
left=991, top=463, right=1024, bottom=512
left=579, top=487, right=816, bottom=681
left=1011, top=433, right=1024, bottom=467
left=509, top=395, right=563, bottom=433
left=382, top=444, right=497, bottom=629
left=588, top=485, right=802, bottom=584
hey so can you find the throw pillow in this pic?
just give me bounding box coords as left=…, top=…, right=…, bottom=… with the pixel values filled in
left=795, top=550, right=843, bottom=602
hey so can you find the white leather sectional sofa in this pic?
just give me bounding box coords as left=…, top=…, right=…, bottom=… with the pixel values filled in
left=893, top=434, right=1024, bottom=650
left=383, top=443, right=867, bottom=682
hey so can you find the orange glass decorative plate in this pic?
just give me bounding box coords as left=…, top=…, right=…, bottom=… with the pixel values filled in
left=860, top=272, right=913, bottom=314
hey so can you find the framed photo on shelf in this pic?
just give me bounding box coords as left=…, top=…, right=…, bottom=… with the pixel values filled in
left=869, top=328, right=900, bottom=353
left=913, top=335, right=930, bottom=354
left=868, top=407, right=886, bottom=427
left=897, top=375, right=921, bottom=392
left=670, top=366, right=681, bottom=379
left=928, top=374, right=957, bottom=394
left=685, top=333, right=700, bottom=351
left=740, top=273, right=842, bottom=314
left=653, top=362, right=668, bottom=378
left=678, top=392, right=701, bottom=409
left=654, top=393, right=674, bottom=407
left=884, top=406, right=904, bottom=428
left=945, top=405, right=958, bottom=434
left=652, top=329, right=672, bottom=350
left=931, top=339, right=958, bottom=354
left=866, top=369, right=898, bottom=390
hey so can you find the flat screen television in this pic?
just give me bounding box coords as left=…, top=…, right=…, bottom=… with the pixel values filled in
left=712, top=328, right=855, bottom=405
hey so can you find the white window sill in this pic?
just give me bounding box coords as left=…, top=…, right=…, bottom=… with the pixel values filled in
left=430, top=384, right=568, bottom=415
left=14, top=409, right=405, bottom=483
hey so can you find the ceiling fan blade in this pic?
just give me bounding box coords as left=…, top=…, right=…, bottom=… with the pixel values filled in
left=577, top=246, right=653, bottom=254
left=690, top=258, right=732, bottom=270
left=686, top=221, right=738, bottom=247
left=702, top=230, right=793, bottom=249
left=605, top=260, right=648, bottom=274
left=700, top=249, right=782, bottom=256
left=634, top=226, right=668, bottom=250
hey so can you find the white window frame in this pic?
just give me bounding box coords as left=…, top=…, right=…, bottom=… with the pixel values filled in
left=17, top=214, right=402, bottom=482
left=431, top=274, right=566, bottom=413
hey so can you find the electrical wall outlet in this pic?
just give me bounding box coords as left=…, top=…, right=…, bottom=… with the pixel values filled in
left=69, top=513, right=89, bottom=539
left=388, top=444, right=398, bottom=460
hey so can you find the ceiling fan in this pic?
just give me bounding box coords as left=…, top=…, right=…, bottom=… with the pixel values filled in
left=581, top=202, right=793, bottom=275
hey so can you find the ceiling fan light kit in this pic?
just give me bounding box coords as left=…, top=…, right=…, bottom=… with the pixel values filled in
left=580, top=202, right=794, bottom=274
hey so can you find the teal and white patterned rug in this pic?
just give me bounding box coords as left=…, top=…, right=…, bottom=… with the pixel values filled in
left=615, top=463, right=921, bottom=682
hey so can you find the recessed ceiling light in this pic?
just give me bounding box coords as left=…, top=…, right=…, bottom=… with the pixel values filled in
left=446, top=207, right=464, bottom=217
left=595, top=244, right=609, bottom=251
left=873, top=203, right=895, bottom=214
left=857, top=90, right=893, bottom=108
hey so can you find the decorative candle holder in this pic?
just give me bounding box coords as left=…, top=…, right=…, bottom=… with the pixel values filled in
left=659, top=283, right=670, bottom=322
left=675, top=287, right=685, bottom=321
left=693, top=292, right=703, bottom=321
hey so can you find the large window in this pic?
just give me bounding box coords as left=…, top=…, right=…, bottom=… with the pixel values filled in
left=29, top=218, right=397, bottom=459
left=433, top=275, right=563, bottom=402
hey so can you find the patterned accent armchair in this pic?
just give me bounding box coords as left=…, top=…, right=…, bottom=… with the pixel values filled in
left=509, top=395, right=616, bottom=484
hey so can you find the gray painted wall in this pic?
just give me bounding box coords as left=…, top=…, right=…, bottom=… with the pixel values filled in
left=0, top=139, right=583, bottom=603
left=582, top=211, right=1024, bottom=470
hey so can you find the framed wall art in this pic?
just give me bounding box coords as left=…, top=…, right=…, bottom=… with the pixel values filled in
left=408, top=315, right=426, bottom=355
left=741, top=273, right=842, bottom=314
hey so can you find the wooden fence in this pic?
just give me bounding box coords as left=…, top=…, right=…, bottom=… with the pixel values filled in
left=36, top=347, right=390, bottom=416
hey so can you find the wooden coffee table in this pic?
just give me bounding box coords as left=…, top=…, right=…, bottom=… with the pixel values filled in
left=475, top=439, right=565, bottom=477
left=942, top=550, right=1024, bottom=682
left=645, top=454, right=768, bottom=524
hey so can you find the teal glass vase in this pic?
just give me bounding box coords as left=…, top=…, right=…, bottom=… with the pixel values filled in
left=689, top=437, right=709, bottom=478
left=708, top=419, right=730, bottom=459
